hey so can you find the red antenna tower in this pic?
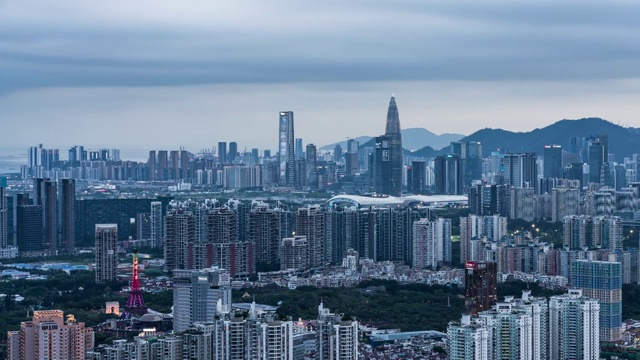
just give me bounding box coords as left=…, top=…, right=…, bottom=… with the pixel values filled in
left=125, top=247, right=146, bottom=316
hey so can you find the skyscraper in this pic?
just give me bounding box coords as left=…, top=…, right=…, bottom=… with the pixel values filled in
left=588, top=140, right=604, bottom=184
left=406, top=160, right=427, bottom=194
left=95, top=224, right=118, bottom=283
left=296, top=205, right=326, bottom=268
left=384, top=95, right=403, bottom=196
left=218, top=142, right=227, bottom=165
left=434, top=154, right=463, bottom=195
left=147, top=150, right=156, bottom=181
left=412, top=218, right=451, bottom=269
left=164, top=208, right=195, bottom=273
left=58, top=178, right=75, bottom=253
left=0, top=177, right=6, bottom=248
left=278, top=111, right=295, bottom=185
left=41, top=179, right=58, bottom=253
left=465, top=261, right=497, bottom=315
left=150, top=201, right=163, bottom=248
left=544, top=145, right=563, bottom=178
left=295, top=138, right=303, bottom=160
left=372, top=135, right=391, bottom=194
left=228, top=141, right=238, bottom=164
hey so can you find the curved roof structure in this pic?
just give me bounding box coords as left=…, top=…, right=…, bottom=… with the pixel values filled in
left=327, top=194, right=468, bottom=208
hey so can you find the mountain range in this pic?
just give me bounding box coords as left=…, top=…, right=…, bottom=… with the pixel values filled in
left=319, top=128, right=464, bottom=152
left=322, top=118, right=640, bottom=161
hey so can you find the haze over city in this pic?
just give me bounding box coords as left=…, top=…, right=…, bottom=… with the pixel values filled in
left=2, top=0, right=640, bottom=152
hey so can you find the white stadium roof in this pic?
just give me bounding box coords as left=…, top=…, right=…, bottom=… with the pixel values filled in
left=326, top=194, right=468, bottom=208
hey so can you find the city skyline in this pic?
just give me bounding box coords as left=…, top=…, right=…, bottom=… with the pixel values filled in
left=2, top=1, right=640, bottom=152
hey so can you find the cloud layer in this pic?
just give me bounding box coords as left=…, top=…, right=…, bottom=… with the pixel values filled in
left=1, top=0, right=639, bottom=154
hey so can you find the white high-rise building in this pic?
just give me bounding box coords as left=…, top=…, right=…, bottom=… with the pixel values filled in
left=447, top=314, right=491, bottom=360
left=412, top=218, right=451, bottom=269
left=317, top=302, right=359, bottom=360
left=150, top=201, right=163, bottom=248
left=549, top=289, right=600, bottom=360
left=460, top=215, right=507, bottom=264
left=479, top=301, right=534, bottom=360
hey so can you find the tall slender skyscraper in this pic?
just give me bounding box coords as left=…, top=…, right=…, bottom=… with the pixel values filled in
left=385, top=95, right=403, bottom=196
left=278, top=111, right=295, bottom=185
left=0, top=177, right=6, bottom=248
left=58, top=179, right=75, bottom=253
left=218, top=142, right=227, bottom=165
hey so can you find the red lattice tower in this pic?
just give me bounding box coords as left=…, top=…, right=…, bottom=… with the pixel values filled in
left=126, top=247, right=146, bottom=315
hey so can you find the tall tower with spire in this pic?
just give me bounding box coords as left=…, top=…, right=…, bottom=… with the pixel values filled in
left=385, top=95, right=403, bottom=196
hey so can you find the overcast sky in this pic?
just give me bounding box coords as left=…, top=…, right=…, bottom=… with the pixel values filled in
left=1, top=0, right=640, bottom=156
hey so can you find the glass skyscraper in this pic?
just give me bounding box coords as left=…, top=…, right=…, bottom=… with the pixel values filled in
left=278, top=111, right=295, bottom=185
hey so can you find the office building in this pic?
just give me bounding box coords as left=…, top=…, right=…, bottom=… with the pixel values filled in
left=345, top=152, right=359, bottom=176
left=407, top=161, right=427, bottom=194
left=218, top=142, right=227, bottom=165
left=172, top=268, right=232, bottom=332
left=157, top=150, right=168, bottom=181
left=589, top=140, right=604, bottom=184
left=447, top=315, right=491, bottom=360
left=95, top=224, right=118, bottom=283
left=228, top=141, right=238, bottom=164
left=465, top=261, right=497, bottom=315
left=295, top=138, right=304, bottom=160
left=503, top=153, right=538, bottom=190
left=16, top=194, right=44, bottom=254
left=7, top=310, right=94, bottom=360
left=434, top=154, right=463, bottom=195
left=39, top=179, right=58, bottom=253
left=147, top=150, right=157, bottom=181
left=412, top=218, right=451, bottom=269
left=544, top=145, right=563, bottom=178
left=278, top=111, right=295, bottom=185
left=549, top=289, right=600, bottom=360
left=572, top=259, right=622, bottom=342
left=372, top=135, right=392, bottom=195
left=280, top=236, right=309, bottom=271
left=383, top=95, right=403, bottom=196
left=58, top=178, right=75, bottom=253
left=334, top=144, right=343, bottom=163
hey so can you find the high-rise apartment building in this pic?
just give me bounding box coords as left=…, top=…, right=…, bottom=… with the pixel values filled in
left=249, top=202, right=292, bottom=267
left=95, top=224, right=118, bottom=283
left=384, top=96, right=403, bottom=196
left=316, top=302, right=359, bottom=360
left=296, top=205, right=327, bottom=268
left=164, top=208, right=195, bottom=273
left=280, top=236, right=309, bottom=271
left=58, top=178, right=75, bottom=253
left=549, top=289, right=600, bottom=360
left=150, top=201, right=163, bottom=248
left=447, top=315, right=491, bottom=360
left=563, top=215, right=622, bottom=250
left=412, top=218, right=451, bottom=269
left=459, top=215, right=507, bottom=263
left=544, top=145, right=563, bottom=178
left=278, top=111, right=295, bottom=185
left=551, top=187, right=580, bottom=222
left=7, top=310, right=94, bottom=360
left=172, top=268, right=232, bottom=332
left=572, top=258, right=622, bottom=342
left=465, top=261, right=497, bottom=315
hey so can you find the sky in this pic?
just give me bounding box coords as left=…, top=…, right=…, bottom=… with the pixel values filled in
left=1, top=0, right=640, bottom=157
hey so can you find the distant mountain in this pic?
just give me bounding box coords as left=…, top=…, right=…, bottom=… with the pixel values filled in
left=320, top=128, right=464, bottom=152
left=409, top=117, right=640, bottom=161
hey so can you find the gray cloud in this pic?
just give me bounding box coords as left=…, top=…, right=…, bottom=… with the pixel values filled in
left=1, top=0, right=639, bottom=93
